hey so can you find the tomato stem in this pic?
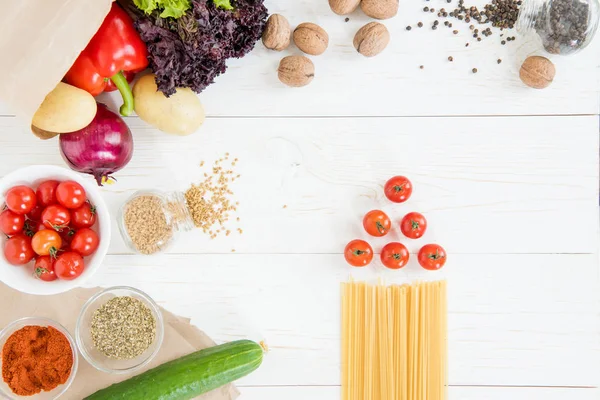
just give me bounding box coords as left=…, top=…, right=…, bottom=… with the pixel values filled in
left=353, top=249, right=366, bottom=256
left=376, top=222, right=387, bottom=235
left=411, top=220, right=420, bottom=230
left=393, top=184, right=405, bottom=193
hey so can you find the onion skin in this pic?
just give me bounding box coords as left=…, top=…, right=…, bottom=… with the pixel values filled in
left=59, top=103, right=133, bottom=186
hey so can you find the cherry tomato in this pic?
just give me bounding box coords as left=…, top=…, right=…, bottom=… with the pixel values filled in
left=56, top=181, right=86, bottom=209
left=26, top=204, right=43, bottom=222
left=380, top=242, right=410, bottom=270
left=31, top=229, right=62, bottom=257
left=0, top=210, right=25, bottom=236
left=36, top=180, right=60, bottom=208
left=363, top=210, right=391, bottom=237
left=344, top=239, right=374, bottom=267
left=23, top=220, right=46, bottom=238
left=3, top=234, right=35, bottom=265
left=71, top=202, right=97, bottom=229
left=54, top=252, right=84, bottom=280
left=384, top=176, right=413, bottom=203
left=41, top=205, right=71, bottom=231
left=70, top=228, right=100, bottom=257
left=4, top=185, right=37, bottom=215
left=60, top=228, right=76, bottom=250
left=418, top=244, right=447, bottom=271
left=400, top=212, right=427, bottom=239
left=33, top=256, right=57, bottom=282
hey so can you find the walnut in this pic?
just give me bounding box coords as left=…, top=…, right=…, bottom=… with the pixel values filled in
left=353, top=22, right=390, bottom=57
left=329, top=0, right=361, bottom=15
left=293, top=23, right=329, bottom=56
left=361, top=0, right=399, bottom=19
left=262, top=14, right=291, bottom=51
left=278, top=56, right=315, bottom=87
left=519, top=56, right=555, bottom=89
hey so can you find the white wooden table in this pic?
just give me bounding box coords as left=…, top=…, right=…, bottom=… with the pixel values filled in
left=1, top=1, right=600, bottom=399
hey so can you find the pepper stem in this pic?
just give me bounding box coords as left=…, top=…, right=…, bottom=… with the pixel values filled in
left=110, top=70, right=134, bottom=117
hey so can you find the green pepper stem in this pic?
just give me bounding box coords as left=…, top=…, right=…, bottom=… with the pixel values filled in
left=110, top=70, right=134, bottom=117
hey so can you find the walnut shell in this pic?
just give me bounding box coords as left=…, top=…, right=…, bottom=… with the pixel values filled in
left=293, top=23, right=329, bottom=56
left=353, top=22, right=390, bottom=57
left=329, top=0, right=361, bottom=15
left=361, top=0, right=398, bottom=19
left=262, top=14, right=291, bottom=51
left=519, top=56, right=555, bottom=89
left=278, top=56, right=315, bottom=87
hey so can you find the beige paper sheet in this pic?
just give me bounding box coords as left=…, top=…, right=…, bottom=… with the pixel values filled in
left=0, top=0, right=113, bottom=125
left=0, top=284, right=239, bottom=400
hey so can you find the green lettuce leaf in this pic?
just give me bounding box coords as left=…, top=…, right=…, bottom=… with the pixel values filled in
left=133, top=0, right=159, bottom=14
left=159, top=0, right=190, bottom=18
left=133, top=0, right=190, bottom=19
left=213, top=0, right=234, bottom=10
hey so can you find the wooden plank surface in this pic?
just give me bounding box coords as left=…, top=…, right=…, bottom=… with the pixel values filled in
left=1, top=1, right=599, bottom=118
left=0, top=116, right=597, bottom=256
left=239, top=386, right=600, bottom=400
left=89, top=253, right=600, bottom=387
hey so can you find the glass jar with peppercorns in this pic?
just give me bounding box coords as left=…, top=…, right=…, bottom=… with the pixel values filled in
left=517, top=0, right=599, bottom=54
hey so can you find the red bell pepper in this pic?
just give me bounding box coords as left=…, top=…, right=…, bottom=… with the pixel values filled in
left=64, top=3, right=148, bottom=116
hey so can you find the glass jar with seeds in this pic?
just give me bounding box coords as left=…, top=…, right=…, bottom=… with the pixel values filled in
left=118, top=156, right=240, bottom=255
left=118, top=190, right=194, bottom=255
left=517, top=0, right=599, bottom=54
left=76, top=286, right=164, bottom=374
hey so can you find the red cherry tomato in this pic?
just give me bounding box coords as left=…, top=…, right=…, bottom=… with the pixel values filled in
left=400, top=212, right=427, bottom=239
left=380, top=242, right=410, bottom=270
left=36, top=180, right=60, bottom=208
left=23, top=220, right=46, bottom=238
left=56, top=181, right=87, bottom=209
left=71, top=202, right=97, bottom=229
left=26, top=204, right=43, bottom=222
left=4, top=185, right=37, bottom=215
left=60, top=228, right=76, bottom=250
left=41, top=205, right=71, bottom=231
left=70, top=228, right=100, bottom=257
left=31, top=229, right=62, bottom=257
left=3, top=234, right=35, bottom=265
left=54, top=252, right=84, bottom=280
left=384, top=176, right=413, bottom=203
left=344, top=239, right=374, bottom=267
left=0, top=210, right=25, bottom=236
left=418, top=244, right=447, bottom=271
left=362, top=210, right=391, bottom=237
left=33, top=256, right=57, bottom=282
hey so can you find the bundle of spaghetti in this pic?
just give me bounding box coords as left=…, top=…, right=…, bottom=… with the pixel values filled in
left=341, top=280, right=447, bottom=400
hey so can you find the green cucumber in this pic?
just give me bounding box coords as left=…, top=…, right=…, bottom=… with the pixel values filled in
left=84, top=340, right=263, bottom=400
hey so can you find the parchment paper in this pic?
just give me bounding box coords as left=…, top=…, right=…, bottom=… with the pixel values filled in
left=0, top=0, right=113, bottom=126
left=0, top=284, right=239, bottom=400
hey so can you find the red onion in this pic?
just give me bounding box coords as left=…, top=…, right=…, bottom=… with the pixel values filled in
left=59, top=103, right=133, bottom=186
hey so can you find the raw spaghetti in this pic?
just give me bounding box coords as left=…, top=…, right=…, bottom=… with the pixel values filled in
left=341, top=280, right=447, bottom=400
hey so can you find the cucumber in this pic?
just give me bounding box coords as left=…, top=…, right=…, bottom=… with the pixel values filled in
left=84, top=340, right=263, bottom=400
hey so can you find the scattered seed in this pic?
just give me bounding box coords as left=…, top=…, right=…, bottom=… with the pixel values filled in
left=448, top=56, right=454, bottom=61
left=472, top=68, right=478, bottom=73
left=345, top=17, right=349, bottom=22
left=418, top=22, right=424, bottom=27
left=406, top=25, right=412, bottom=30
left=432, top=25, right=438, bottom=30
left=424, top=6, right=429, bottom=11
left=419, top=65, right=424, bottom=69
left=497, top=58, right=502, bottom=64
left=453, top=30, right=459, bottom=34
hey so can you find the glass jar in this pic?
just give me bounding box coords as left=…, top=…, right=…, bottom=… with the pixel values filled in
left=517, top=0, right=600, bottom=55
left=118, top=190, right=194, bottom=255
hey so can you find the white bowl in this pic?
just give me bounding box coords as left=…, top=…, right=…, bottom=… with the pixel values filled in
left=0, top=317, right=78, bottom=399
left=0, top=165, right=111, bottom=295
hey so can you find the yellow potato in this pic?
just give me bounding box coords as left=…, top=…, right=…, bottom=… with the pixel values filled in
left=133, top=74, right=205, bottom=136
left=32, top=82, right=96, bottom=134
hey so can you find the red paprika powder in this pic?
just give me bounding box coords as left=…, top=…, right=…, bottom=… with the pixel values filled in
left=1, top=325, right=73, bottom=396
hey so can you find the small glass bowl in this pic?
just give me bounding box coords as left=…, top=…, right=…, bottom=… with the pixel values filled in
left=75, top=286, right=164, bottom=374
left=0, top=317, right=78, bottom=399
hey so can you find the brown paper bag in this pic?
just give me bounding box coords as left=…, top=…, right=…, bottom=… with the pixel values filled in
left=0, top=284, right=239, bottom=399
left=0, top=0, right=113, bottom=126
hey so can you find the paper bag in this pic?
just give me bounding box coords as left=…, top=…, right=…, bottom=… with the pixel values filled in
left=0, top=284, right=239, bottom=399
left=0, top=0, right=113, bottom=127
